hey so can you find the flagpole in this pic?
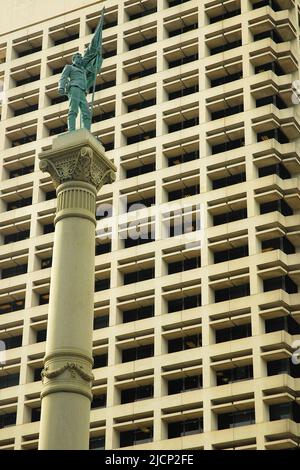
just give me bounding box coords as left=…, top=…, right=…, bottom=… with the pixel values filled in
left=90, top=7, right=105, bottom=117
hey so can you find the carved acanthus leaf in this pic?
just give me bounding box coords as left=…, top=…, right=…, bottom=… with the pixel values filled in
left=39, top=146, right=115, bottom=191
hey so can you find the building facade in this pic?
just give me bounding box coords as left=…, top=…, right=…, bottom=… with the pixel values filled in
left=0, top=0, right=300, bottom=450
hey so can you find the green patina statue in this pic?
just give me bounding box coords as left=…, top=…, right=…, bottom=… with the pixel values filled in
left=58, top=8, right=105, bottom=132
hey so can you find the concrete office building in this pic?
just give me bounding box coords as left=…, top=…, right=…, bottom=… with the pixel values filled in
left=0, top=0, right=300, bottom=450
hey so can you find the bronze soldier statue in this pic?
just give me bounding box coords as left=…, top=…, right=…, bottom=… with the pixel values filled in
left=58, top=8, right=104, bottom=132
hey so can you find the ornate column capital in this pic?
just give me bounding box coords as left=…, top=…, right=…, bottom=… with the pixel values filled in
left=39, top=128, right=116, bottom=193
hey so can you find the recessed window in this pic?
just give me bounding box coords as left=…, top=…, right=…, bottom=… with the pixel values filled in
left=218, top=409, right=255, bottom=430
left=167, top=150, right=199, bottom=167
left=168, top=0, right=189, bottom=6
left=209, top=8, right=241, bottom=24
left=253, top=29, right=283, bottom=44
left=123, top=305, right=154, bottom=323
left=261, top=237, right=295, bottom=255
left=95, top=278, right=110, bottom=292
left=0, top=412, right=16, bottom=429
left=36, top=329, right=47, bottom=342
left=41, top=258, right=52, bottom=269
left=210, top=39, right=242, bottom=56
left=1, top=335, right=22, bottom=350
left=43, top=223, right=55, bottom=234
left=124, top=232, right=155, bottom=248
left=39, top=293, right=49, bottom=305
left=211, top=71, right=242, bottom=87
left=168, top=256, right=200, bottom=274
left=95, top=243, right=111, bottom=255
left=168, top=52, right=198, bottom=69
left=168, top=185, right=199, bottom=201
left=258, top=163, right=291, bottom=179
left=168, top=294, right=201, bottom=313
left=33, top=367, right=43, bottom=382
left=260, top=199, right=293, bottom=216
left=168, top=418, right=203, bottom=438
left=0, top=373, right=19, bottom=389
left=0, top=299, right=25, bottom=315
left=9, top=165, right=34, bottom=179
left=213, top=208, right=247, bottom=226
left=212, top=172, right=246, bottom=190
left=215, top=283, right=250, bottom=303
left=256, top=95, right=287, bottom=109
left=120, top=427, right=153, bottom=447
left=257, top=128, right=289, bottom=144
left=121, top=384, right=153, bottom=404
left=124, top=267, right=154, bottom=285
left=269, top=403, right=300, bottom=423
left=216, top=365, right=253, bottom=385
left=7, top=197, right=32, bottom=211
left=2, top=264, right=27, bottom=279
left=168, top=375, right=202, bottom=395
left=215, top=323, right=252, bottom=343
left=91, top=394, right=107, bottom=409
left=211, top=104, right=243, bottom=120
left=211, top=138, right=244, bottom=155
left=255, top=61, right=285, bottom=76
left=93, top=315, right=109, bottom=330
left=45, top=190, right=56, bottom=200
left=168, top=334, right=202, bottom=353
left=128, top=67, right=156, bottom=81
left=126, top=162, right=155, bottom=178
left=168, top=117, right=199, bottom=134
left=265, top=316, right=300, bottom=334
left=31, top=408, right=41, bottom=423
left=252, top=0, right=281, bottom=11
left=122, top=344, right=154, bottom=363
left=168, top=85, right=199, bottom=101
left=11, top=134, right=37, bottom=147
left=93, top=354, right=108, bottom=368
left=4, top=230, right=30, bottom=244
left=214, top=246, right=248, bottom=264
left=14, top=104, right=38, bottom=117
left=267, top=358, right=300, bottom=378
left=263, top=276, right=298, bottom=294
left=89, top=436, right=105, bottom=450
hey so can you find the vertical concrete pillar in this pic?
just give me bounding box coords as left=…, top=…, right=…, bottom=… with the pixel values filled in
left=38, top=129, right=116, bottom=450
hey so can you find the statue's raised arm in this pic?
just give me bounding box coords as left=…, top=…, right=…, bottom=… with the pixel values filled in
left=58, top=7, right=105, bottom=132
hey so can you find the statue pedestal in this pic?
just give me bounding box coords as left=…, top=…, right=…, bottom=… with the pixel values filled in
left=38, top=129, right=116, bottom=450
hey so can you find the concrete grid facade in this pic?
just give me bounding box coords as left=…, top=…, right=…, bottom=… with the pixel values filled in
left=0, top=0, right=300, bottom=450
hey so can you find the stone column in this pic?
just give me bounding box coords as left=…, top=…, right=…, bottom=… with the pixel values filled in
left=38, top=129, right=116, bottom=450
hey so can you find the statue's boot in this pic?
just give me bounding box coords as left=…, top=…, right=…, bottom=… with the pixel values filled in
left=82, top=116, right=91, bottom=131
left=68, top=115, right=76, bottom=132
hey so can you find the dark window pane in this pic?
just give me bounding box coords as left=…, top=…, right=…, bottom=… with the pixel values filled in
left=94, top=354, right=108, bottom=368
left=218, top=410, right=255, bottom=430
left=122, top=344, right=154, bottom=363
left=215, top=284, right=250, bottom=303
left=216, top=324, right=252, bottom=343
left=89, top=436, right=105, bottom=450
left=93, top=315, right=109, bottom=330
left=123, top=305, right=154, bottom=323
left=120, top=428, right=153, bottom=447
left=0, top=373, right=19, bottom=389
